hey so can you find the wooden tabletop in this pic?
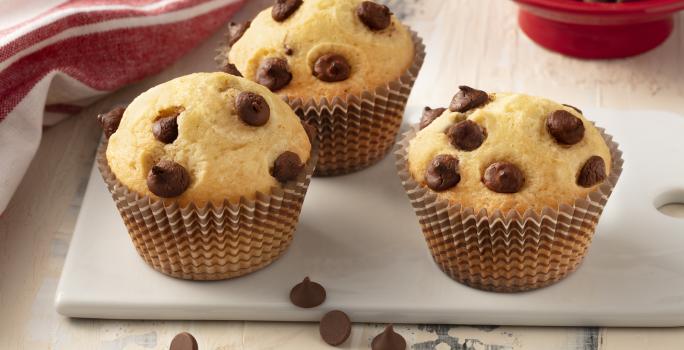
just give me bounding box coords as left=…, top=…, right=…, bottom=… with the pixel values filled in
left=2, top=1, right=684, bottom=349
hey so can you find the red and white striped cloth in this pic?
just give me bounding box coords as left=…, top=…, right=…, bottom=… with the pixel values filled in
left=0, top=0, right=245, bottom=214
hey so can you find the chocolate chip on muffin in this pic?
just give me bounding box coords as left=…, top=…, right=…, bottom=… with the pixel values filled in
left=483, top=162, right=525, bottom=194
left=223, top=63, right=243, bottom=77
left=256, top=57, right=292, bottom=91
left=357, top=1, right=392, bottom=31
left=272, top=0, right=303, bottom=22
left=577, top=155, right=606, bottom=187
left=97, top=106, right=126, bottom=139
left=446, top=120, right=486, bottom=151
left=152, top=113, right=179, bottom=144
left=546, top=110, right=585, bottom=145
left=226, top=21, right=250, bottom=46
left=236, top=91, right=270, bottom=127
left=449, top=86, right=489, bottom=113
left=419, top=107, right=446, bottom=130
left=272, top=151, right=304, bottom=182
left=425, top=154, right=460, bottom=192
left=313, top=54, right=351, bottom=82
left=147, top=160, right=190, bottom=198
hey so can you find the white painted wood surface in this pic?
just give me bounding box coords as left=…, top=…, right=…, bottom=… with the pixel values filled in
left=2, top=0, right=684, bottom=349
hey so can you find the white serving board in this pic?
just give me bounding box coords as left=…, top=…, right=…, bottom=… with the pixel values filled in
left=55, top=107, right=684, bottom=327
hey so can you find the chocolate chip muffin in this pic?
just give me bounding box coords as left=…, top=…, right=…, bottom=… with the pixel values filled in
left=97, top=72, right=316, bottom=280
left=396, top=87, right=623, bottom=292
left=408, top=88, right=612, bottom=213
left=221, top=0, right=425, bottom=175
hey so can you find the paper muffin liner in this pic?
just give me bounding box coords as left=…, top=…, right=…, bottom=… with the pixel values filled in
left=217, top=30, right=425, bottom=176
left=96, top=141, right=318, bottom=281
left=395, top=126, right=623, bottom=292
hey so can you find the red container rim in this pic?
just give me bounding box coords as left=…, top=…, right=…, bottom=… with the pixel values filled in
left=515, top=0, right=684, bottom=16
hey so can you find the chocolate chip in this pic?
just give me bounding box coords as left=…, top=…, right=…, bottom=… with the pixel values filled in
left=152, top=114, right=179, bottom=144
left=256, top=57, right=292, bottom=91
left=170, top=332, right=198, bottom=350
left=272, top=0, right=303, bottom=22
left=147, top=160, right=190, bottom=198
left=449, top=86, right=489, bottom=113
left=425, top=154, right=460, bottom=192
left=419, top=107, right=446, bottom=130
left=223, top=63, right=243, bottom=77
left=546, top=110, right=585, bottom=145
left=313, top=54, right=351, bottom=82
left=97, top=106, right=125, bottom=139
left=357, top=1, right=391, bottom=31
left=272, top=151, right=304, bottom=183
left=563, top=104, right=583, bottom=115
left=577, top=155, right=606, bottom=187
left=483, top=162, right=525, bottom=194
left=226, top=21, right=250, bottom=46
left=285, top=46, right=294, bottom=56
left=319, top=310, right=351, bottom=346
left=371, top=325, right=406, bottom=350
left=236, top=92, right=270, bottom=127
left=446, top=120, right=486, bottom=151
left=302, top=121, right=317, bottom=144
left=290, top=277, right=326, bottom=308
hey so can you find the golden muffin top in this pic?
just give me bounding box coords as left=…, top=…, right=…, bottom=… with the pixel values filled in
left=104, top=72, right=311, bottom=206
left=225, top=0, right=415, bottom=100
left=408, top=87, right=612, bottom=213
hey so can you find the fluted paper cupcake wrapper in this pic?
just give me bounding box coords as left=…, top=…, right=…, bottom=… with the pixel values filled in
left=395, top=126, right=623, bottom=292
left=96, top=141, right=317, bottom=281
left=217, top=30, right=425, bottom=176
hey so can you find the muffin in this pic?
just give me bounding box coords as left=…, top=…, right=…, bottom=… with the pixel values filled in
left=396, top=86, right=623, bottom=292
left=97, top=72, right=316, bottom=280
left=220, top=0, right=425, bottom=175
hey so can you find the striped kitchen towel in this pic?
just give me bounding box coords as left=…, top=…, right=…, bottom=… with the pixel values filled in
left=0, top=0, right=245, bottom=214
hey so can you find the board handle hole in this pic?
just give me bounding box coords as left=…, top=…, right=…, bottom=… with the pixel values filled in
left=655, top=189, right=684, bottom=219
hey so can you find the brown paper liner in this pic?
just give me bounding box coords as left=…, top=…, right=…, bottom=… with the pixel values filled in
left=97, top=142, right=317, bottom=281
left=395, top=126, right=624, bottom=292
left=217, top=30, right=425, bottom=176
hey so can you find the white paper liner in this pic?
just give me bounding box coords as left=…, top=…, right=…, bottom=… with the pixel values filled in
left=395, top=125, right=624, bottom=292
left=97, top=141, right=317, bottom=281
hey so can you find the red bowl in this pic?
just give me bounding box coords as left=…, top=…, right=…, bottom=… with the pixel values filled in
left=514, top=0, right=684, bottom=59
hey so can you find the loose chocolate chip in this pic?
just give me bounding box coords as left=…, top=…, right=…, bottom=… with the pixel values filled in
left=147, top=160, right=190, bottom=198
left=290, top=277, right=326, bottom=308
left=449, top=86, right=489, bottom=113
left=446, top=120, right=486, bottom=151
left=272, top=0, right=303, bottom=22
left=313, top=54, right=351, bottom=82
left=319, top=310, right=352, bottom=346
left=223, top=63, right=243, bottom=77
left=226, top=21, right=250, bottom=46
left=170, top=332, right=198, bottom=350
left=302, top=121, right=317, bottom=144
left=152, top=114, right=179, bottom=144
left=419, top=107, right=446, bottom=130
left=256, top=57, right=292, bottom=91
left=563, top=104, right=583, bottom=115
left=577, top=155, right=606, bottom=187
left=236, top=92, right=270, bottom=127
left=425, top=154, right=460, bottom=192
left=371, top=325, right=406, bottom=350
left=546, top=110, right=585, bottom=145
left=483, top=162, right=525, bottom=194
left=272, top=151, right=304, bottom=183
left=357, top=1, right=391, bottom=31
left=97, top=106, right=125, bottom=139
